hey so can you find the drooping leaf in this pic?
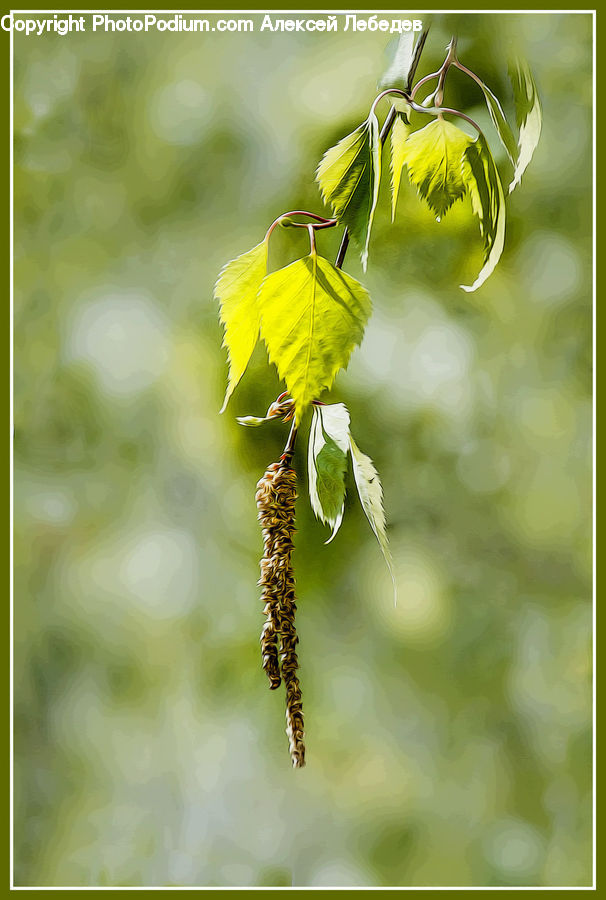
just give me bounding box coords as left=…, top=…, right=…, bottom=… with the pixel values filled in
left=460, top=133, right=506, bottom=293
left=379, top=29, right=428, bottom=92
left=258, top=252, right=371, bottom=421
left=316, top=402, right=351, bottom=455
left=349, top=435, right=395, bottom=600
left=308, top=406, right=349, bottom=543
left=316, top=438, right=347, bottom=542
left=508, top=59, right=542, bottom=194
left=215, top=240, right=267, bottom=412
left=401, top=118, right=472, bottom=220
left=473, top=76, right=518, bottom=167
left=390, top=111, right=411, bottom=221
left=316, top=114, right=381, bottom=270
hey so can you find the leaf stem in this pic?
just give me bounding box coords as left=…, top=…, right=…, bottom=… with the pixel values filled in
left=265, top=210, right=337, bottom=242
left=434, top=37, right=457, bottom=106
left=281, top=419, right=298, bottom=465
left=307, top=223, right=316, bottom=255
left=408, top=99, right=483, bottom=136
left=451, top=58, right=490, bottom=90
left=288, top=219, right=336, bottom=231
left=410, top=36, right=457, bottom=103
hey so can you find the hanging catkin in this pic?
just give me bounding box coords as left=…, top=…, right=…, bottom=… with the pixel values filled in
left=256, top=460, right=305, bottom=768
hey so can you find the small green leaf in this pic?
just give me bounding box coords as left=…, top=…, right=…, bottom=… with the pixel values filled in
left=474, top=77, right=518, bottom=167
left=215, top=240, right=267, bottom=413
left=258, top=252, right=371, bottom=421
left=379, top=30, right=426, bottom=92
left=316, top=438, right=347, bottom=541
left=460, top=133, right=506, bottom=293
left=316, top=114, right=381, bottom=271
left=390, top=112, right=410, bottom=221
left=509, top=59, right=542, bottom=194
left=308, top=403, right=350, bottom=542
left=349, top=435, right=395, bottom=601
left=401, top=118, right=472, bottom=220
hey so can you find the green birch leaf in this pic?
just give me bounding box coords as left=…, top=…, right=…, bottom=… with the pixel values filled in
left=401, top=118, right=472, bottom=220
left=308, top=403, right=350, bottom=542
left=508, top=59, right=542, bottom=194
left=379, top=30, right=427, bottom=92
left=215, top=240, right=267, bottom=413
left=460, top=133, right=506, bottom=293
left=258, top=252, right=371, bottom=422
left=475, top=78, right=518, bottom=166
left=349, top=435, right=396, bottom=601
left=316, top=113, right=381, bottom=271
left=316, top=438, right=347, bottom=541
left=390, top=111, right=411, bottom=221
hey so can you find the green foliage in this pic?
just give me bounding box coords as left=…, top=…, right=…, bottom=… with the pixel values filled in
left=400, top=118, right=472, bottom=220
left=461, top=134, right=506, bottom=293
left=258, top=251, right=371, bottom=421
left=349, top=435, right=395, bottom=599
left=474, top=76, right=518, bottom=166
left=307, top=402, right=393, bottom=581
left=215, top=240, right=267, bottom=412
left=509, top=59, right=542, bottom=193
left=379, top=32, right=418, bottom=92
left=316, top=114, right=381, bottom=270
left=14, top=11, right=591, bottom=887
left=212, top=33, right=541, bottom=593
left=215, top=35, right=543, bottom=416
left=389, top=112, right=411, bottom=220
left=308, top=404, right=349, bottom=542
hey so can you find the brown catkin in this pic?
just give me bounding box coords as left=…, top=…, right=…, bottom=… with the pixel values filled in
left=256, top=463, right=282, bottom=690
left=256, top=461, right=305, bottom=768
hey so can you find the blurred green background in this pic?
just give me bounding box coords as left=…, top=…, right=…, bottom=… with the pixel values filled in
left=13, top=12, right=593, bottom=888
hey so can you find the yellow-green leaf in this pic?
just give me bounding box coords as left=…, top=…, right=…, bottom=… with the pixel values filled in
left=390, top=112, right=410, bottom=221
left=401, top=118, right=472, bottom=220
left=215, top=240, right=267, bottom=412
left=509, top=59, right=542, bottom=194
left=316, top=114, right=380, bottom=271
left=349, top=435, right=396, bottom=602
left=258, top=252, right=371, bottom=422
left=460, top=133, right=506, bottom=293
